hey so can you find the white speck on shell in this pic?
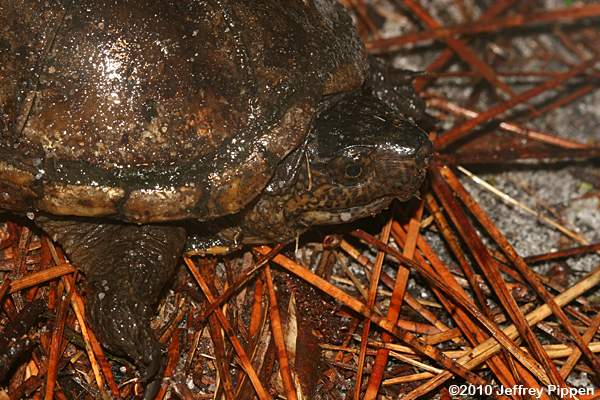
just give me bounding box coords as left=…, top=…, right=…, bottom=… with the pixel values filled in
left=340, top=212, right=352, bottom=222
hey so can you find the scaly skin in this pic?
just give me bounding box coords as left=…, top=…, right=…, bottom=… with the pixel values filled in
left=37, top=217, right=186, bottom=381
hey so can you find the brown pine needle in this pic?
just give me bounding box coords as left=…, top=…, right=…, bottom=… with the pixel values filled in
left=154, top=332, right=180, bottom=400
left=365, top=206, right=422, bottom=399
left=65, top=282, right=111, bottom=400
left=413, top=0, right=517, bottom=92
left=390, top=221, right=524, bottom=389
left=402, top=0, right=515, bottom=96
left=352, top=228, right=553, bottom=386
left=442, top=165, right=600, bottom=382
left=560, top=311, right=600, bottom=379
left=404, top=267, right=600, bottom=399
left=254, top=246, right=490, bottom=387
left=435, top=55, right=600, bottom=149
left=0, top=278, right=10, bottom=303
left=195, top=243, right=285, bottom=322
left=323, top=341, right=600, bottom=362
left=263, top=265, right=297, bottom=400
left=338, top=240, right=448, bottom=331
left=43, top=237, right=113, bottom=399
left=525, top=242, right=600, bottom=264
left=9, top=264, right=75, bottom=294
left=368, top=4, right=600, bottom=52
left=45, top=289, right=70, bottom=400
left=184, top=257, right=272, bottom=400
left=207, top=298, right=235, bottom=399
left=354, top=218, right=392, bottom=400
left=383, top=372, right=435, bottom=385
left=427, top=96, right=588, bottom=149
left=432, top=170, right=566, bottom=388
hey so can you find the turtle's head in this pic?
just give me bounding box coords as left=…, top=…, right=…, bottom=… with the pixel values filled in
left=288, top=90, right=432, bottom=226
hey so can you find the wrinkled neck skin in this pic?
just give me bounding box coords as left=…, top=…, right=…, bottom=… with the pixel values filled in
left=213, top=88, right=431, bottom=247
left=230, top=164, right=398, bottom=245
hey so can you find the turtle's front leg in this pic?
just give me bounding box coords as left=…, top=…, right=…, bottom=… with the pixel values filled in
left=37, top=217, right=186, bottom=381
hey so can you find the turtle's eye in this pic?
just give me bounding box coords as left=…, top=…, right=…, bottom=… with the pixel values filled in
left=328, top=148, right=372, bottom=186
left=345, top=163, right=363, bottom=178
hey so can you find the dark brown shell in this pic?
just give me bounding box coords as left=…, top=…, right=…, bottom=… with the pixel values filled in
left=0, top=0, right=366, bottom=222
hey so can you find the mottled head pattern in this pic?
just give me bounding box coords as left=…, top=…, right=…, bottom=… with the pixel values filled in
left=236, top=90, right=432, bottom=244
left=293, top=90, right=431, bottom=225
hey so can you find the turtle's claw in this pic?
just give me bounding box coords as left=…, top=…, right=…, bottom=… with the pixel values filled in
left=140, top=342, right=164, bottom=382
left=141, top=351, right=165, bottom=400
left=142, top=379, right=163, bottom=400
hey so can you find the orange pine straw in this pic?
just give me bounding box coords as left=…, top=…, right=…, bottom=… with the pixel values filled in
left=45, top=288, right=71, bottom=400
left=253, top=246, right=489, bottom=386
left=154, top=332, right=180, bottom=400
left=413, top=0, right=516, bottom=92
left=0, top=278, right=10, bottom=302
left=365, top=205, right=423, bottom=398
left=194, top=243, right=284, bottom=322
left=431, top=170, right=568, bottom=389
left=354, top=218, right=392, bottom=399
left=183, top=257, right=272, bottom=400
left=427, top=96, right=588, bottom=149
left=349, top=230, right=551, bottom=386
left=65, top=282, right=111, bottom=399
left=84, top=322, right=121, bottom=398
left=398, top=204, right=543, bottom=396
left=422, top=194, right=527, bottom=390
left=248, top=278, right=264, bottom=338
left=206, top=282, right=236, bottom=399
left=434, top=55, right=600, bottom=149
left=403, top=0, right=514, bottom=96
left=48, top=240, right=114, bottom=399
left=233, top=277, right=266, bottom=399
left=441, top=165, right=600, bottom=382
left=9, top=264, right=75, bottom=294
left=368, top=4, right=600, bottom=51
left=194, top=259, right=235, bottom=399
left=560, top=312, right=600, bottom=378
left=404, top=268, right=600, bottom=400
left=264, top=265, right=297, bottom=400
left=339, top=239, right=452, bottom=335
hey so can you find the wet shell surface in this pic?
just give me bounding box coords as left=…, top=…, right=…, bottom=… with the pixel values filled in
left=0, top=0, right=367, bottom=222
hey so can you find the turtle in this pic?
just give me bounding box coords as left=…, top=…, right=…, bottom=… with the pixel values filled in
left=0, top=0, right=432, bottom=390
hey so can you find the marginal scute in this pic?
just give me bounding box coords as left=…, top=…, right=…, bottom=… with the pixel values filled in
left=123, top=186, right=204, bottom=223
left=205, top=153, right=269, bottom=216
left=0, top=181, right=37, bottom=211
left=262, top=99, right=315, bottom=159
left=324, top=63, right=367, bottom=95
left=0, top=161, right=34, bottom=187
left=201, top=98, right=315, bottom=218
left=38, top=184, right=125, bottom=217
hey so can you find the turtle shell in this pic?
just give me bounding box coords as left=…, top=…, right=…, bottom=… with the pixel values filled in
left=0, top=0, right=366, bottom=223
